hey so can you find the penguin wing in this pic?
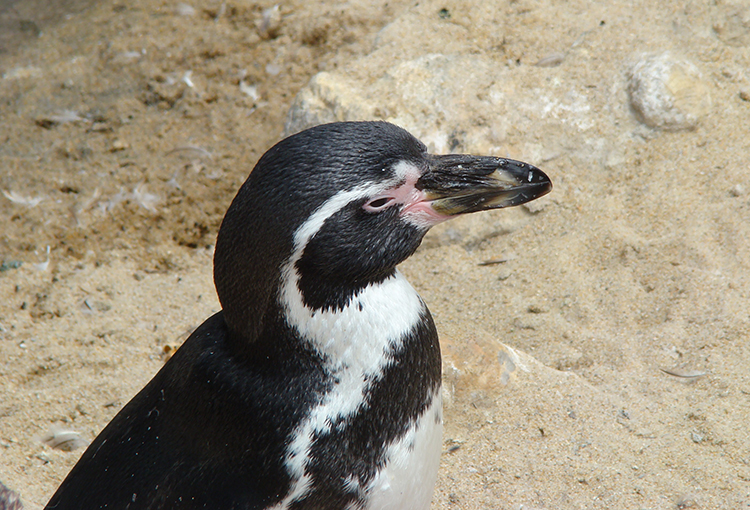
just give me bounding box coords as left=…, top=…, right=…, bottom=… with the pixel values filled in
left=44, top=312, right=288, bottom=510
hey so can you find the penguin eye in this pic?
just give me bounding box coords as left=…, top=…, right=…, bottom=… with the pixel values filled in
left=363, top=196, right=396, bottom=213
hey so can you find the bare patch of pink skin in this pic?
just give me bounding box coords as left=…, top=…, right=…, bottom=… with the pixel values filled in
left=401, top=189, right=450, bottom=228
left=386, top=161, right=452, bottom=229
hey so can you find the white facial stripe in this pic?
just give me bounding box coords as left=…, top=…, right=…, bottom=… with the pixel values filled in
left=276, top=169, right=429, bottom=507
left=392, top=159, right=422, bottom=183
left=291, top=185, right=376, bottom=257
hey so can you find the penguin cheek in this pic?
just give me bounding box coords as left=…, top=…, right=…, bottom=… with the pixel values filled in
left=375, top=220, right=426, bottom=264
left=302, top=205, right=423, bottom=282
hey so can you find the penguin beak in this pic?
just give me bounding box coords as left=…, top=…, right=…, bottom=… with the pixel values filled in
left=418, top=154, right=552, bottom=216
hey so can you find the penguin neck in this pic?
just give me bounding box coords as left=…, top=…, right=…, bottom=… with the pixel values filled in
left=295, top=267, right=397, bottom=312
left=280, top=265, right=426, bottom=374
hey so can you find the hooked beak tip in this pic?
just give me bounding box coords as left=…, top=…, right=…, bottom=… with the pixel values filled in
left=420, top=155, right=552, bottom=216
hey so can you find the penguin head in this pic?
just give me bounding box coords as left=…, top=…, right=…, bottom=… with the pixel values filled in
left=214, top=122, right=551, bottom=339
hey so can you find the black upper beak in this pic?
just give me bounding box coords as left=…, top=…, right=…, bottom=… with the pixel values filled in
left=418, top=154, right=552, bottom=216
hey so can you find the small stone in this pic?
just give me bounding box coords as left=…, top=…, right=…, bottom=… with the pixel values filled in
left=676, top=493, right=699, bottom=509
left=257, top=5, right=282, bottom=40
left=2, top=66, right=42, bottom=80
left=41, top=428, right=88, bottom=451
left=265, top=64, right=282, bottom=76
left=285, top=72, right=370, bottom=135
left=627, top=52, right=711, bottom=131
left=0, top=260, right=22, bottom=272
left=110, top=139, right=130, bottom=152
left=740, top=89, right=750, bottom=102
left=534, top=52, right=566, bottom=67
left=175, top=3, right=195, bottom=16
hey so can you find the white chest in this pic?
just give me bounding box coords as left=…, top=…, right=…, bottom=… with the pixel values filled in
left=364, top=390, right=443, bottom=510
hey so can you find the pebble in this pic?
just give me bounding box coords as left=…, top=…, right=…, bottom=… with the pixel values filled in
left=41, top=428, right=88, bottom=451
left=627, top=53, right=711, bottom=131
left=110, top=139, right=130, bottom=152
left=676, top=493, right=699, bottom=509
left=534, top=52, right=566, bottom=67
left=258, top=5, right=282, bottom=40
left=175, top=3, right=195, bottom=17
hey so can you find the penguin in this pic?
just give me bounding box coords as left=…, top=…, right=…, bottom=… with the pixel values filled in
left=45, top=121, right=551, bottom=510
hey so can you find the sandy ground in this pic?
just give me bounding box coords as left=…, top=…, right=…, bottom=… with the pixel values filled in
left=1, top=0, right=749, bottom=509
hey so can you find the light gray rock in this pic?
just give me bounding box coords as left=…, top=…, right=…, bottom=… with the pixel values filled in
left=627, top=52, right=712, bottom=131
left=285, top=72, right=372, bottom=135
left=287, top=52, right=599, bottom=155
